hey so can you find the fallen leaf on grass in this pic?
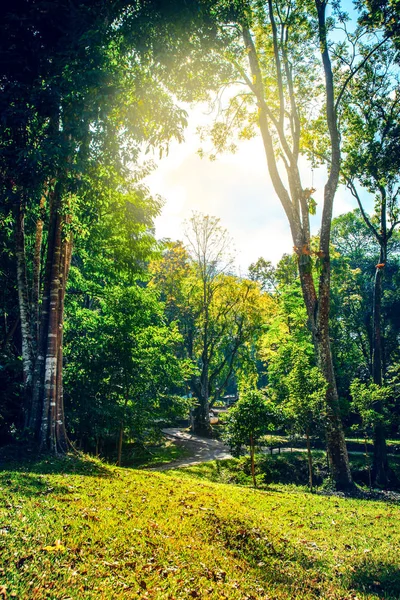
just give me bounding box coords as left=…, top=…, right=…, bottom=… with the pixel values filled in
left=42, top=539, right=66, bottom=553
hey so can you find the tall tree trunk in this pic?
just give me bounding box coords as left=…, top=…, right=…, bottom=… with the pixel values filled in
left=40, top=187, right=63, bottom=451
left=250, top=434, right=256, bottom=488
left=55, top=231, right=72, bottom=452
left=316, top=258, right=353, bottom=489
left=32, top=192, right=46, bottom=347
left=117, top=392, right=130, bottom=467
left=15, top=201, right=33, bottom=393
left=371, top=245, right=391, bottom=486
left=192, top=284, right=212, bottom=436
left=306, top=428, right=313, bottom=492
left=29, top=192, right=55, bottom=434
left=242, top=8, right=353, bottom=490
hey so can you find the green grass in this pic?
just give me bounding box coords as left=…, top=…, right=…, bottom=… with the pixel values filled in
left=174, top=451, right=400, bottom=490
left=1, top=454, right=400, bottom=599
left=120, top=439, right=189, bottom=468
left=346, top=438, right=400, bottom=448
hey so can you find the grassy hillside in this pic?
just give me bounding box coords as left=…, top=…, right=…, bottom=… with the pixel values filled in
left=1, top=454, right=400, bottom=599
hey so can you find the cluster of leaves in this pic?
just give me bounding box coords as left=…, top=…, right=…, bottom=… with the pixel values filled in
left=223, top=389, right=278, bottom=456
left=64, top=285, right=192, bottom=453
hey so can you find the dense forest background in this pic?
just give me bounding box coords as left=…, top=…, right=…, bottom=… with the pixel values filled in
left=1, top=0, right=400, bottom=492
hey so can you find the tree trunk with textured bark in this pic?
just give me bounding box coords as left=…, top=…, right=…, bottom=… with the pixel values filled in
left=306, top=429, right=313, bottom=492
left=15, top=201, right=33, bottom=392
left=371, top=245, right=391, bottom=486
left=240, top=0, right=354, bottom=490
left=250, top=434, right=256, bottom=488
left=32, top=192, right=46, bottom=347
left=20, top=178, right=72, bottom=453
left=40, top=185, right=63, bottom=451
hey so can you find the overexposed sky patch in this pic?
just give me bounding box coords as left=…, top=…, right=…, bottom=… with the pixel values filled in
left=146, top=105, right=358, bottom=274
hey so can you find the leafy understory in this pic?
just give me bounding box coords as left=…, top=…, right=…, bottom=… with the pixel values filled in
left=1, top=455, right=400, bottom=599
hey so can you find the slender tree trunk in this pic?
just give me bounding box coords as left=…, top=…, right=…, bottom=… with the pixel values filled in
left=364, top=434, right=372, bottom=491
left=316, top=260, right=353, bottom=490
left=242, top=12, right=353, bottom=490
left=117, top=392, right=130, bottom=466
left=117, top=425, right=124, bottom=467
left=306, top=428, right=313, bottom=492
left=15, top=201, right=33, bottom=392
left=55, top=232, right=72, bottom=452
left=371, top=245, right=391, bottom=486
left=29, top=188, right=57, bottom=434
left=192, top=285, right=212, bottom=436
left=250, top=434, right=256, bottom=488
left=32, top=192, right=46, bottom=347
left=40, top=187, right=63, bottom=451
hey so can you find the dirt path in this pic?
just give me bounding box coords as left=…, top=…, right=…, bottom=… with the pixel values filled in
left=148, top=428, right=233, bottom=471
left=149, top=428, right=305, bottom=472
left=148, top=428, right=372, bottom=472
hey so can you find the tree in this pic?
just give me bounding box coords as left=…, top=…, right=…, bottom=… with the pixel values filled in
left=64, top=284, right=190, bottom=463
left=188, top=0, right=370, bottom=488
left=248, top=258, right=278, bottom=293
left=341, top=42, right=400, bottom=485
left=350, top=378, right=393, bottom=487
left=282, top=355, right=327, bottom=492
left=152, top=215, right=273, bottom=436
left=184, top=213, right=234, bottom=435
left=223, top=389, right=277, bottom=487
left=0, top=0, right=203, bottom=451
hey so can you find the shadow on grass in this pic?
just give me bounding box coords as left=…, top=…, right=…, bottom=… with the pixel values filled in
left=172, top=458, right=284, bottom=490
left=346, top=560, right=400, bottom=599
left=0, top=443, right=113, bottom=480
left=0, top=470, right=75, bottom=498
left=204, top=511, right=321, bottom=597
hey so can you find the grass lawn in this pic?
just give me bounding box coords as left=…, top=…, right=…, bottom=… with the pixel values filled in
left=174, top=452, right=400, bottom=490
left=120, top=439, right=189, bottom=469
left=1, top=453, right=400, bottom=599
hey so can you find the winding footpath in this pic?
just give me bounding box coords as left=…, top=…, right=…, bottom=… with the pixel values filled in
left=149, top=428, right=233, bottom=471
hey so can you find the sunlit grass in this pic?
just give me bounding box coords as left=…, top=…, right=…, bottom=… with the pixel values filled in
left=1, top=454, right=400, bottom=599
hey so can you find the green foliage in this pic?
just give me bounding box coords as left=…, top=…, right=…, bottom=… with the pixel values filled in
left=180, top=452, right=329, bottom=488
left=282, top=354, right=327, bottom=437
left=350, top=379, right=392, bottom=434
left=64, top=284, right=192, bottom=451
left=223, top=389, right=277, bottom=455
left=151, top=220, right=274, bottom=412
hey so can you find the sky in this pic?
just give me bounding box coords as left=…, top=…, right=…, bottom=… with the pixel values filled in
left=145, top=1, right=363, bottom=274
left=145, top=109, right=358, bottom=274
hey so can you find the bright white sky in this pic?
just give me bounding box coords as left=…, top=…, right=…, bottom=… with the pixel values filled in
left=145, top=1, right=362, bottom=274
left=146, top=109, right=357, bottom=273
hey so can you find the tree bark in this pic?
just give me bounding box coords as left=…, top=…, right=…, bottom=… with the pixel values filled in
left=192, top=281, right=212, bottom=436
left=29, top=183, right=59, bottom=434
left=250, top=434, right=256, bottom=488
left=55, top=231, right=72, bottom=452
left=32, top=192, right=46, bottom=347
left=15, top=201, right=33, bottom=391
left=40, top=185, right=63, bottom=451
left=241, top=8, right=353, bottom=490
left=371, top=245, right=391, bottom=486
left=306, top=429, right=313, bottom=492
